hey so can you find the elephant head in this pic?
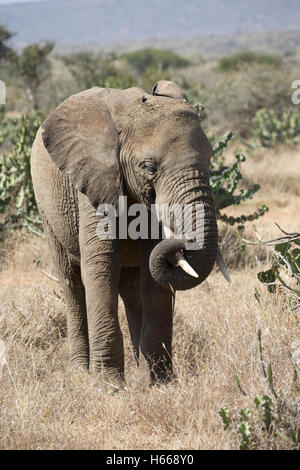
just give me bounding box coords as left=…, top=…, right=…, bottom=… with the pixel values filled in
left=41, top=81, right=229, bottom=291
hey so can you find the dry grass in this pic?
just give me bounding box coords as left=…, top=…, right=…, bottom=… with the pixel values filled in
left=0, top=144, right=299, bottom=450
left=225, top=141, right=300, bottom=210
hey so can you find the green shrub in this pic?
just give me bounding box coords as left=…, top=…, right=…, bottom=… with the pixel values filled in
left=251, top=226, right=300, bottom=321
left=104, top=73, right=135, bottom=90
left=217, top=51, right=281, bottom=72
left=257, top=232, right=300, bottom=296
left=239, top=225, right=300, bottom=319
left=221, top=228, right=300, bottom=449
left=219, top=330, right=300, bottom=450
left=209, top=130, right=268, bottom=226
left=219, top=393, right=300, bottom=450
left=200, top=64, right=295, bottom=136
left=122, top=48, right=189, bottom=74
left=138, top=66, right=172, bottom=94
left=0, top=24, right=16, bottom=61
left=0, top=107, right=19, bottom=150
left=0, top=111, right=43, bottom=237
left=62, top=51, right=135, bottom=91
left=250, top=108, right=300, bottom=147
left=17, top=41, right=54, bottom=110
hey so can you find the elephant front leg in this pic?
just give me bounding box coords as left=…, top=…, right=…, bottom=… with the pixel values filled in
left=82, top=256, right=124, bottom=388
left=80, top=212, right=124, bottom=390
left=140, top=241, right=175, bottom=385
left=119, top=267, right=143, bottom=365
left=85, top=286, right=124, bottom=389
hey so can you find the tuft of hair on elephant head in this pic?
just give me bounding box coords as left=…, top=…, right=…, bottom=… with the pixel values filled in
left=31, top=81, right=230, bottom=390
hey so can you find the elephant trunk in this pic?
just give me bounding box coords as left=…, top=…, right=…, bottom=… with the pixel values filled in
left=149, top=168, right=218, bottom=290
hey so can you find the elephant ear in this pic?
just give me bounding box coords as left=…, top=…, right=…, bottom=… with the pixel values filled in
left=152, top=80, right=187, bottom=100
left=41, top=87, right=122, bottom=209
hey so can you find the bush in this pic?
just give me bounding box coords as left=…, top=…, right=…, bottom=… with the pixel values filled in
left=219, top=387, right=300, bottom=450
left=209, top=130, right=268, bottom=226
left=137, top=66, right=172, bottom=94
left=0, top=24, right=16, bottom=61
left=217, top=51, right=281, bottom=72
left=250, top=108, right=300, bottom=147
left=254, top=226, right=300, bottom=317
left=122, top=48, right=190, bottom=74
left=17, top=41, right=55, bottom=110
left=62, top=51, right=135, bottom=91
left=0, top=106, right=19, bottom=151
left=104, top=73, right=135, bottom=90
left=219, top=229, right=300, bottom=449
left=195, top=63, right=294, bottom=136
left=0, top=111, right=43, bottom=237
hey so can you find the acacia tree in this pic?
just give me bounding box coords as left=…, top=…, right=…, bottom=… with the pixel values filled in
left=18, top=41, right=54, bottom=110
left=122, top=48, right=190, bottom=74
left=62, top=51, right=111, bottom=89
left=62, top=51, right=135, bottom=91
left=0, top=24, right=15, bottom=60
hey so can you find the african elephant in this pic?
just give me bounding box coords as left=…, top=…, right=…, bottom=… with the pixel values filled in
left=31, top=81, right=229, bottom=390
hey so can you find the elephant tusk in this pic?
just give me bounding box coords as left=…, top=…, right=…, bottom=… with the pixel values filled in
left=216, top=249, right=231, bottom=283
left=162, top=224, right=199, bottom=278
left=174, top=251, right=199, bottom=278
left=162, top=224, right=174, bottom=239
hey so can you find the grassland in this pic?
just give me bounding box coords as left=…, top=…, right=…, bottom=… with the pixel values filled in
left=0, top=143, right=299, bottom=450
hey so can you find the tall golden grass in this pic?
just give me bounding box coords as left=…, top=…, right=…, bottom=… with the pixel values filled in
left=0, top=144, right=299, bottom=449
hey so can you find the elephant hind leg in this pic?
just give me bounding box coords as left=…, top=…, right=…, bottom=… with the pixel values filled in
left=119, top=267, right=142, bottom=365
left=42, top=217, right=89, bottom=369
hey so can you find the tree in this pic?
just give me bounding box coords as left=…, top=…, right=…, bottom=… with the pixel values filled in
left=62, top=51, right=114, bottom=90
left=122, top=48, right=190, bottom=74
left=18, top=41, right=54, bottom=110
left=217, top=51, right=281, bottom=72
left=62, top=51, right=135, bottom=91
left=0, top=24, right=15, bottom=60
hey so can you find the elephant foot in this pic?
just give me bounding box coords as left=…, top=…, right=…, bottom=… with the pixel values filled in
left=91, top=369, right=125, bottom=395
left=97, top=384, right=125, bottom=396
left=68, top=361, right=89, bottom=374
left=68, top=350, right=89, bottom=370
left=142, top=352, right=175, bottom=386
left=149, top=362, right=176, bottom=387
left=150, top=370, right=177, bottom=387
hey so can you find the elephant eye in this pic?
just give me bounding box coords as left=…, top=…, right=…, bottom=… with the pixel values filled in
left=143, top=161, right=157, bottom=175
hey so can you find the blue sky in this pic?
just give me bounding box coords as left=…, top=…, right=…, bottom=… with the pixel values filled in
left=0, top=1, right=47, bottom=4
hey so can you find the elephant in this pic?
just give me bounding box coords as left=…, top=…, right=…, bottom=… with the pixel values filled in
left=31, top=81, right=229, bottom=390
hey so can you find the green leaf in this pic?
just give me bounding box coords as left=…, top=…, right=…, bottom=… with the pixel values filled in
left=239, top=408, right=251, bottom=421
left=257, top=267, right=277, bottom=292
left=218, top=407, right=231, bottom=430
left=238, top=422, right=252, bottom=450
left=275, top=242, right=290, bottom=256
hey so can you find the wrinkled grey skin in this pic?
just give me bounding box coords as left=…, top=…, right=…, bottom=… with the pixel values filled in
left=31, top=81, right=218, bottom=388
